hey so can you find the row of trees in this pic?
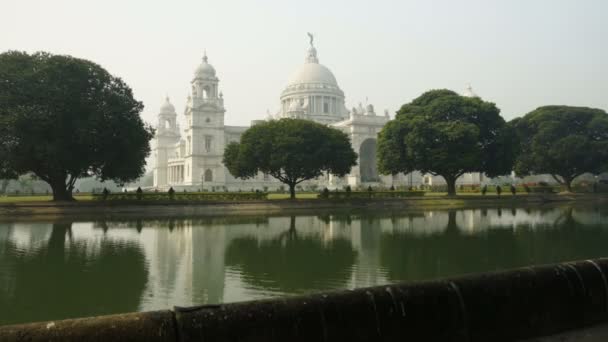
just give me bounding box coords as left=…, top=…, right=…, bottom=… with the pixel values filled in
left=377, top=90, right=608, bottom=195
left=224, top=90, right=608, bottom=197
left=1, top=51, right=606, bottom=200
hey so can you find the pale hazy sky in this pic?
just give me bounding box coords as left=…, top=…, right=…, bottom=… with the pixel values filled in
left=2, top=0, right=607, bottom=127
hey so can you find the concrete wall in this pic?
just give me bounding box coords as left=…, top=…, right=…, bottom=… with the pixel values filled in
left=4, top=258, right=608, bottom=341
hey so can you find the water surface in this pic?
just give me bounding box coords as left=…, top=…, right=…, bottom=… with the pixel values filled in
left=1, top=205, right=607, bottom=325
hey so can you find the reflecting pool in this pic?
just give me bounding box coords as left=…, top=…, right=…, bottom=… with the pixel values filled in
left=1, top=205, right=607, bottom=325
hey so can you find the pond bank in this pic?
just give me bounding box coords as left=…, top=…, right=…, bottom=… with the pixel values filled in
left=3, top=257, right=608, bottom=341
left=0, top=193, right=605, bottom=221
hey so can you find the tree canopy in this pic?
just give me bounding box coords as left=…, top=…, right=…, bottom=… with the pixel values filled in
left=512, top=105, right=608, bottom=191
left=378, top=89, right=516, bottom=195
left=223, top=118, right=357, bottom=199
left=0, top=51, right=154, bottom=200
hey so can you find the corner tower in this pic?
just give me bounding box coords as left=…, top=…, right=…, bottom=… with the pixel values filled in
left=153, top=97, right=181, bottom=188
left=183, top=53, right=226, bottom=187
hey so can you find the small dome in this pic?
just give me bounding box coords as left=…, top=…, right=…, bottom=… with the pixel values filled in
left=160, top=96, right=175, bottom=113
left=194, top=54, right=216, bottom=79
left=287, top=63, right=338, bottom=86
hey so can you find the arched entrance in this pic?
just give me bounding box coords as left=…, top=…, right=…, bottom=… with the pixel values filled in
left=204, top=169, right=213, bottom=182
left=359, top=138, right=379, bottom=182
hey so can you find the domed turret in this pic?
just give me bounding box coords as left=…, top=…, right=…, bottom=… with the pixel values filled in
left=160, top=96, right=176, bottom=114
left=366, top=104, right=375, bottom=116
left=156, top=96, right=179, bottom=135
left=193, top=52, right=217, bottom=80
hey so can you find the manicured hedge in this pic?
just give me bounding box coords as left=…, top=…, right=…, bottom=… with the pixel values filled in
left=527, top=186, right=560, bottom=194
left=93, top=192, right=268, bottom=201
left=324, top=191, right=425, bottom=199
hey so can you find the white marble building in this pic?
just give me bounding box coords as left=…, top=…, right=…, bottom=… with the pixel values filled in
left=152, top=37, right=482, bottom=191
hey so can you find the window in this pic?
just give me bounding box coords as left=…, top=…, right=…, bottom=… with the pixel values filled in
left=263, top=173, right=270, bottom=181
left=204, top=169, right=213, bottom=182
left=205, top=136, right=212, bottom=152
left=323, top=102, right=329, bottom=114
left=205, top=117, right=210, bottom=123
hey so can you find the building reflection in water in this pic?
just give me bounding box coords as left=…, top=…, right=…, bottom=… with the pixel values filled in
left=0, top=205, right=607, bottom=325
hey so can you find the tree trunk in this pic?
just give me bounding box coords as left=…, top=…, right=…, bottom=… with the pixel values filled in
left=552, top=174, right=574, bottom=193
left=564, top=178, right=573, bottom=193
left=289, top=183, right=296, bottom=200
left=445, top=176, right=457, bottom=196
left=50, top=180, right=74, bottom=201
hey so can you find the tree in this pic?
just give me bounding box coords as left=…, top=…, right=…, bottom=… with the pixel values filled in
left=0, top=51, right=154, bottom=201
left=512, top=106, right=608, bottom=192
left=0, top=179, right=10, bottom=194
left=223, top=118, right=357, bottom=199
left=378, top=89, right=516, bottom=196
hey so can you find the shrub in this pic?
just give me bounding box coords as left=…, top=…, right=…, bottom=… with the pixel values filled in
left=496, top=185, right=502, bottom=196
left=168, top=187, right=175, bottom=200
left=524, top=184, right=530, bottom=193
left=481, top=185, right=487, bottom=195
left=320, top=188, right=330, bottom=199
left=510, top=184, right=516, bottom=195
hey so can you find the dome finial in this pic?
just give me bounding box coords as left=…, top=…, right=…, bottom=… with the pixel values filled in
left=203, top=49, right=208, bottom=63
left=307, top=32, right=314, bottom=48
left=305, top=33, right=318, bottom=63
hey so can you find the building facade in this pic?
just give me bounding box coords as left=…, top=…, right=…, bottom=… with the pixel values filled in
left=152, top=37, right=482, bottom=191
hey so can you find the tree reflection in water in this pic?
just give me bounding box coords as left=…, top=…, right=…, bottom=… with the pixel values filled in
left=225, top=216, right=357, bottom=293
left=381, top=207, right=608, bottom=282
left=0, top=223, right=148, bottom=325
left=1, top=206, right=606, bottom=326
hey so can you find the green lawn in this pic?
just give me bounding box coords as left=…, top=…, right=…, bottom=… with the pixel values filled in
left=0, top=194, right=93, bottom=203
left=267, top=193, right=319, bottom=200
left=0, top=191, right=570, bottom=204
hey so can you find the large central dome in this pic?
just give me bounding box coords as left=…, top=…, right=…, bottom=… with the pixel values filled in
left=279, top=37, right=348, bottom=124
left=287, top=58, right=338, bottom=87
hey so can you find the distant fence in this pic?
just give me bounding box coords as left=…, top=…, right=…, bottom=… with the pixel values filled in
left=324, top=191, right=426, bottom=199
left=93, top=191, right=268, bottom=202
left=3, top=258, right=608, bottom=341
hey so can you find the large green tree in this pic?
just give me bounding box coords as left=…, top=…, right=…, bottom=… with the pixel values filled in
left=0, top=51, right=154, bottom=200
left=378, top=89, right=516, bottom=195
left=223, top=118, right=357, bottom=199
left=512, top=106, right=608, bottom=192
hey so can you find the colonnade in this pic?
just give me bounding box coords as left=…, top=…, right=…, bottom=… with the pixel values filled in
left=169, top=165, right=184, bottom=184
